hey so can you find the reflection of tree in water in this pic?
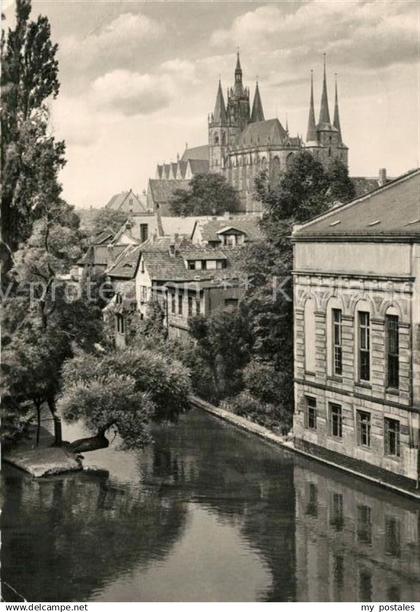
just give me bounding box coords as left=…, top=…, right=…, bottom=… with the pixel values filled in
left=145, top=411, right=297, bottom=602
left=2, top=466, right=188, bottom=602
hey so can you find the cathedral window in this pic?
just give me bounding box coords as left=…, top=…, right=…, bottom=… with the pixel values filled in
left=328, top=147, right=331, bottom=157
left=222, top=132, right=226, bottom=145
left=214, top=134, right=219, bottom=145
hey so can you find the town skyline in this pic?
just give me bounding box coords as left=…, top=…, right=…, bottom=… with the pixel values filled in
left=4, top=0, right=419, bottom=208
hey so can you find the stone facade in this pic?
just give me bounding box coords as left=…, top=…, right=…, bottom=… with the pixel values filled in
left=292, top=170, right=420, bottom=487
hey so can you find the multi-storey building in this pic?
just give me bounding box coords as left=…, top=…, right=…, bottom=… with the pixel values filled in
left=292, top=169, right=420, bottom=491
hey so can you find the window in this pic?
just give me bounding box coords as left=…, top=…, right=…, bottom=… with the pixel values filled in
left=178, top=293, right=183, bottom=315
left=201, top=260, right=207, bottom=270
left=330, top=493, right=344, bottom=531
left=304, top=299, right=316, bottom=373
left=140, top=224, right=148, bottom=243
left=188, top=296, right=193, bottom=317
left=358, top=312, right=370, bottom=381
left=188, top=261, right=196, bottom=270
left=358, top=569, right=372, bottom=601
left=305, top=396, right=317, bottom=430
left=329, top=403, right=343, bottom=438
left=332, top=309, right=343, bottom=375
left=384, top=418, right=400, bottom=457
left=305, top=483, right=318, bottom=517
left=224, top=298, right=238, bottom=311
left=171, top=293, right=176, bottom=314
left=116, top=314, right=125, bottom=334
left=357, top=410, right=371, bottom=447
left=357, top=505, right=372, bottom=544
left=196, top=298, right=201, bottom=315
left=141, top=259, right=145, bottom=274
left=386, top=315, right=399, bottom=388
left=385, top=516, right=401, bottom=557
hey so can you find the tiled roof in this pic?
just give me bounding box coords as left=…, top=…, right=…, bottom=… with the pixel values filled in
left=111, top=213, right=158, bottom=244
left=93, top=228, right=114, bottom=245
left=79, top=244, right=126, bottom=267
left=188, top=159, right=209, bottom=174
left=293, top=169, right=420, bottom=241
left=148, top=179, right=190, bottom=205
left=142, top=245, right=242, bottom=282
left=161, top=215, right=213, bottom=238
left=107, top=245, right=142, bottom=279
left=105, top=189, right=147, bottom=213
left=237, top=118, right=287, bottom=148
left=181, top=145, right=209, bottom=162
left=196, top=215, right=263, bottom=243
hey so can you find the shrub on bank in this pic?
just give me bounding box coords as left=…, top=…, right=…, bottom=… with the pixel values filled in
left=221, top=391, right=292, bottom=434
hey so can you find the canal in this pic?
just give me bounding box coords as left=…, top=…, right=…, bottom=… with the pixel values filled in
left=2, top=408, right=420, bottom=602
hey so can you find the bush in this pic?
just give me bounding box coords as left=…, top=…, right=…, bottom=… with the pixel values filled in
left=222, top=390, right=292, bottom=434
left=242, top=360, right=286, bottom=405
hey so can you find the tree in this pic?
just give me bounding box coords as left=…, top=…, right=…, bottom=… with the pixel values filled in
left=58, top=347, right=191, bottom=451
left=240, top=152, right=353, bottom=425
left=325, top=158, right=356, bottom=203
left=169, top=173, right=241, bottom=216
left=188, top=306, right=252, bottom=400
left=1, top=0, right=64, bottom=271
left=91, top=207, right=129, bottom=236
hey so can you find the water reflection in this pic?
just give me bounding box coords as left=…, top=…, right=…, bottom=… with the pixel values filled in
left=2, top=409, right=419, bottom=602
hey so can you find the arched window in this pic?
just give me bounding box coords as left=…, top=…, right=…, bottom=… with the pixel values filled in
left=271, top=156, right=281, bottom=182
left=304, top=299, right=316, bottom=373
left=328, top=147, right=331, bottom=157
left=214, top=134, right=219, bottom=145
left=355, top=300, right=372, bottom=383
left=221, top=132, right=226, bottom=145
left=385, top=306, right=400, bottom=389
left=326, top=297, right=343, bottom=377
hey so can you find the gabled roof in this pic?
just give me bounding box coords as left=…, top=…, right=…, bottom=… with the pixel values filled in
left=105, top=189, right=147, bottom=213
left=195, top=215, right=263, bottom=243
left=93, top=228, right=114, bottom=245
left=107, top=245, right=142, bottom=279
left=237, top=118, right=287, bottom=148
left=161, top=215, right=213, bottom=238
left=181, top=145, right=209, bottom=162
left=293, top=169, right=420, bottom=242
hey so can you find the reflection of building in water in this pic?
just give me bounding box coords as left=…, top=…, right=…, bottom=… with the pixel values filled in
left=294, top=462, right=420, bottom=602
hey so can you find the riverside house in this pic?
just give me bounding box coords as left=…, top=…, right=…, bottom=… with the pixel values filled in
left=292, top=169, right=420, bottom=491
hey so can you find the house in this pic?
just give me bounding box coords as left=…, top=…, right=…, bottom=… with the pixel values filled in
left=105, top=189, right=148, bottom=214
left=292, top=168, right=420, bottom=491
left=191, top=214, right=262, bottom=247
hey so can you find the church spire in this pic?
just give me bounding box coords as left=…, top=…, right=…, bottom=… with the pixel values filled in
left=234, top=50, right=244, bottom=96
left=306, top=70, right=317, bottom=142
left=213, top=79, right=227, bottom=124
left=250, top=81, right=264, bottom=122
left=318, top=53, right=331, bottom=126
left=333, top=73, right=342, bottom=141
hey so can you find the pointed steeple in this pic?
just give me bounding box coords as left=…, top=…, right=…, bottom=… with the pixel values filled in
left=318, top=53, right=331, bottom=126
left=234, top=50, right=244, bottom=96
left=333, top=73, right=342, bottom=142
left=306, top=70, right=317, bottom=142
left=250, top=81, right=264, bottom=122
left=213, top=79, right=227, bottom=124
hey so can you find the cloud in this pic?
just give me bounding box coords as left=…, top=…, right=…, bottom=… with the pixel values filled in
left=211, top=1, right=419, bottom=71
left=90, top=70, right=172, bottom=116
left=59, top=12, right=165, bottom=85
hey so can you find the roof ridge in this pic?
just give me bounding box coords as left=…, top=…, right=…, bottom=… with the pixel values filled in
left=294, top=168, right=420, bottom=233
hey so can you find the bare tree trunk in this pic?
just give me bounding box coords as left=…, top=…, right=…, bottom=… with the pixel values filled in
left=34, top=400, right=41, bottom=447
left=47, top=395, right=62, bottom=446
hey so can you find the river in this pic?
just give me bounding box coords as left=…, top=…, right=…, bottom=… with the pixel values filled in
left=2, top=408, right=420, bottom=602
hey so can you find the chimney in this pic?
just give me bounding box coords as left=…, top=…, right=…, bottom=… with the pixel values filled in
left=378, top=168, right=387, bottom=186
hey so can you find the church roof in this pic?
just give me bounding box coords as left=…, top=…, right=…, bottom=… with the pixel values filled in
left=188, top=159, right=209, bottom=174
left=293, top=169, right=420, bottom=241
left=213, top=80, right=227, bottom=124
left=148, top=180, right=190, bottom=205
left=250, top=82, right=264, bottom=123
left=181, top=145, right=209, bottom=162
left=237, top=118, right=287, bottom=148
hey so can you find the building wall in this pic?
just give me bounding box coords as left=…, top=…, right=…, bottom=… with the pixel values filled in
left=293, top=241, right=420, bottom=483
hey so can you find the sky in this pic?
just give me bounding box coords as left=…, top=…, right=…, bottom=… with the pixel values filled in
left=4, top=0, right=420, bottom=208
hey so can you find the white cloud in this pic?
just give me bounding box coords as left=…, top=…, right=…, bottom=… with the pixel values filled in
left=211, top=1, right=419, bottom=70
left=59, top=12, right=165, bottom=82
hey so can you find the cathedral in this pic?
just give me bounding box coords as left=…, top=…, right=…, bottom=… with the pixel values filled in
left=151, top=53, right=348, bottom=213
